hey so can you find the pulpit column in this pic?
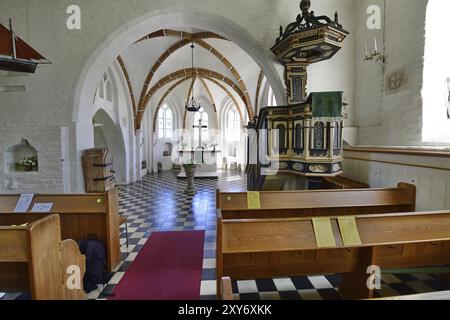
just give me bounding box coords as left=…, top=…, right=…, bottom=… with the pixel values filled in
left=286, top=62, right=308, bottom=105
left=305, top=119, right=311, bottom=159
left=329, top=124, right=334, bottom=160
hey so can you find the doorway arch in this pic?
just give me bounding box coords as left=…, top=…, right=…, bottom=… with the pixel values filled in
left=72, top=7, right=286, bottom=190
left=92, top=109, right=127, bottom=185
left=73, top=7, right=285, bottom=124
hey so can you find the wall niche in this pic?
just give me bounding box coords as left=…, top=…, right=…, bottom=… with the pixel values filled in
left=163, top=143, right=173, bottom=157
left=5, top=139, right=39, bottom=173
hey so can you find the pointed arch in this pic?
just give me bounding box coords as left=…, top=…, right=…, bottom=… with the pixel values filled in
left=254, top=70, right=265, bottom=115
left=152, top=76, right=193, bottom=132
left=138, top=39, right=191, bottom=110
left=137, top=67, right=249, bottom=129
left=135, top=29, right=226, bottom=44
left=194, top=39, right=253, bottom=114
left=199, top=77, right=217, bottom=113
left=116, top=55, right=137, bottom=129
left=137, top=37, right=253, bottom=118
left=205, top=77, right=244, bottom=124
left=181, top=77, right=220, bottom=129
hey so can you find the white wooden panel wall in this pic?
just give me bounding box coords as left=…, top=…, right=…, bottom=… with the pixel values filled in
left=343, top=153, right=450, bottom=211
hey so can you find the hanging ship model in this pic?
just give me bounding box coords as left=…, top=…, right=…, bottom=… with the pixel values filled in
left=0, top=19, right=50, bottom=73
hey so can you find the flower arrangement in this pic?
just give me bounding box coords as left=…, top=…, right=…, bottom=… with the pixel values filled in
left=14, top=156, right=38, bottom=172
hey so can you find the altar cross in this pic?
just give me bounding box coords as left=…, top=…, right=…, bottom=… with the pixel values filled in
left=193, top=117, right=208, bottom=149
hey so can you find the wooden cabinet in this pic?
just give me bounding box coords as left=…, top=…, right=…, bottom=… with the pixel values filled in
left=82, top=148, right=115, bottom=193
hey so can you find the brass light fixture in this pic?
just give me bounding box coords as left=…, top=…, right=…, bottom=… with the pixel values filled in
left=185, top=42, right=202, bottom=112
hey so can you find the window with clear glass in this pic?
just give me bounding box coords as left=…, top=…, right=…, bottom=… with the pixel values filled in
left=422, top=0, right=450, bottom=143
left=193, top=107, right=209, bottom=143
left=226, top=107, right=240, bottom=142
left=158, top=105, right=173, bottom=139
left=268, top=86, right=278, bottom=107
left=447, top=78, right=450, bottom=119
left=98, top=73, right=113, bottom=103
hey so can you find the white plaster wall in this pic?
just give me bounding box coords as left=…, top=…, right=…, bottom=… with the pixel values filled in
left=0, top=0, right=285, bottom=192
left=307, top=0, right=356, bottom=128
left=354, top=0, right=429, bottom=146
left=206, top=39, right=262, bottom=109
left=121, top=38, right=177, bottom=96
left=0, top=125, right=64, bottom=193
left=0, top=0, right=407, bottom=194
left=343, top=152, right=450, bottom=211
left=152, top=97, right=182, bottom=172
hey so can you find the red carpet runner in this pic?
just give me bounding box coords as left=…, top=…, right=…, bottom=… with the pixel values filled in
left=109, top=231, right=205, bottom=300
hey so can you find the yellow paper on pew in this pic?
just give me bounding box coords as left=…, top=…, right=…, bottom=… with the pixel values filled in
left=247, top=192, right=261, bottom=209
left=312, top=217, right=336, bottom=248
left=338, top=216, right=362, bottom=246
left=10, top=223, right=28, bottom=227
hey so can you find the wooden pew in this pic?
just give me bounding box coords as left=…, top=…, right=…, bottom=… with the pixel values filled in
left=217, top=183, right=416, bottom=220
left=0, top=190, right=121, bottom=272
left=0, top=214, right=86, bottom=300
left=369, top=291, right=450, bottom=300
left=216, top=210, right=450, bottom=300
left=220, top=277, right=233, bottom=301
left=322, top=176, right=369, bottom=189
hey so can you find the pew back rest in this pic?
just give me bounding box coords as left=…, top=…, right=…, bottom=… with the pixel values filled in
left=216, top=210, right=450, bottom=299
left=60, top=239, right=87, bottom=300
left=0, top=189, right=121, bottom=272
left=0, top=192, right=111, bottom=213
left=217, top=183, right=416, bottom=219
left=218, top=211, right=450, bottom=254
left=0, top=215, right=64, bottom=299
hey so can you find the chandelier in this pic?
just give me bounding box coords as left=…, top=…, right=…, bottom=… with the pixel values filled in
left=185, top=42, right=202, bottom=112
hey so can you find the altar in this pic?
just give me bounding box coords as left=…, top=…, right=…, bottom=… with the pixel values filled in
left=177, top=149, right=221, bottom=178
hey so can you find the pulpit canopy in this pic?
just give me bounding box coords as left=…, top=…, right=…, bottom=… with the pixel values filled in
left=271, top=0, right=349, bottom=64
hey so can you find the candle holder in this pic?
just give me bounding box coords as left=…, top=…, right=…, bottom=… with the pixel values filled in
left=363, top=38, right=386, bottom=64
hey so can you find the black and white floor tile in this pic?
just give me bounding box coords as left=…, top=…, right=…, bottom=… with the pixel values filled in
left=77, top=171, right=450, bottom=300
left=2, top=171, right=448, bottom=301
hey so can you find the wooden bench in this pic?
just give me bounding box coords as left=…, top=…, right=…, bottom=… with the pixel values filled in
left=221, top=277, right=450, bottom=301
left=0, top=190, right=121, bottom=272
left=322, top=176, right=370, bottom=189
left=216, top=210, right=450, bottom=300
left=0, top=214, right=86, bottom=300
left=369, top=291, right=450, bottom=300
left=217, top=183, right=416, bottom=220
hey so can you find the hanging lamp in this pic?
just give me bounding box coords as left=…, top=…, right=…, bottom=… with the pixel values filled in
left=185, top=42, right=202, bottom=112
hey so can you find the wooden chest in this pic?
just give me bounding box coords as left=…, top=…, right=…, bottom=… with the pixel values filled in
left=82, top=148, right=115, bottom=193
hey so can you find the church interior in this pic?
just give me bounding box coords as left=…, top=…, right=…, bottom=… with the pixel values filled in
left=1, top=0, right=450, bottom=301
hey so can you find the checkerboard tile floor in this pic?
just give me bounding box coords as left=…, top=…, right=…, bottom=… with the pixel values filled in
left=81, top=171, right=450, bottom=300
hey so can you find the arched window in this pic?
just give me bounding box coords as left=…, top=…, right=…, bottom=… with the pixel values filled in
left=158, top=104, right=173, bottom=140
left=224, top=105, right=241, bottom=157
left=268, top=86, right=278, bottom=107
left=313, top=122, right=325, bottom=149
left=105, top=79, right=113, bottom=102
left=277, top=124, right=287, bottom=154
left=97, top=73, right=113, bottom=103
left=422, top=0, right=450, bottom=143
left=334, top=122, right=340, bottom=149
left=193, top=107, right=209, bottom=144
left=99, top=77, right=105, bottom=99
left=294, top=123, right=304, bottom=152
left=226, top=106, right=240, bottom=142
